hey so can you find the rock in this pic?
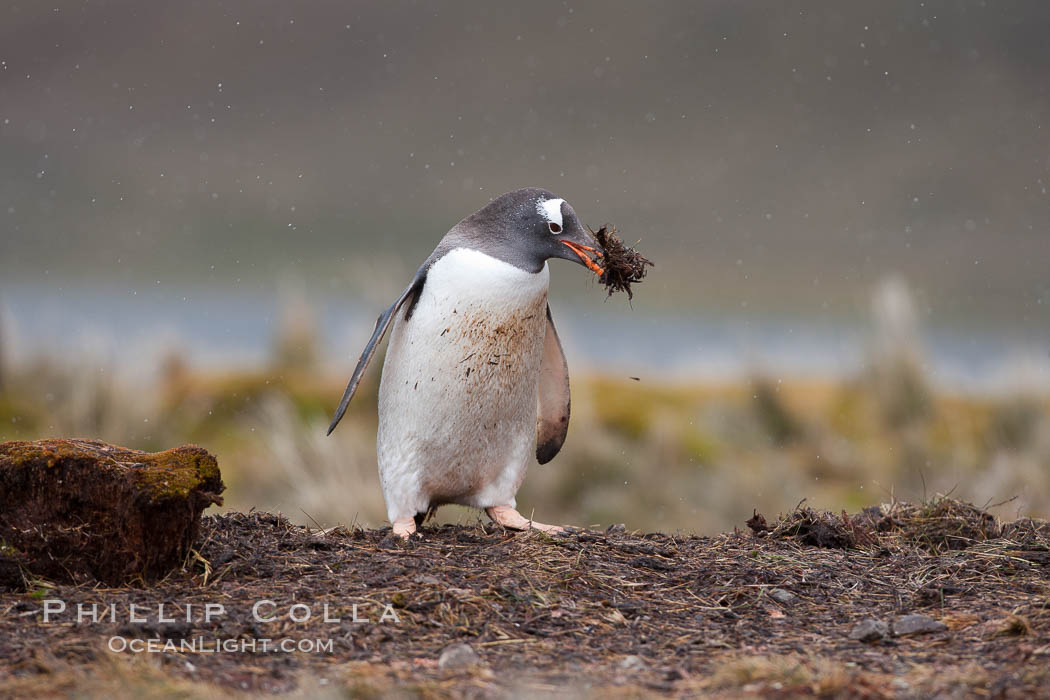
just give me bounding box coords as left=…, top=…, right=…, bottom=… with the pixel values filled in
left=0, top=439, right=224, bottom=587
left=438, top=642, right=481, bottom=669
left=769, top=588, right=796, bottom=604
left=892, top=613, right=948, bottom=637
left=414, top=574, right=442, bottom=585
left=848, top=619, right=889, bottom=642
left=446, top=587, right=474, bottom=599
left=619, top=655, right=647, bottom=671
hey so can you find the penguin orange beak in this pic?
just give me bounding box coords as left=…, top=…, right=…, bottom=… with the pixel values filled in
left=561, top=240, right=605, bottom=276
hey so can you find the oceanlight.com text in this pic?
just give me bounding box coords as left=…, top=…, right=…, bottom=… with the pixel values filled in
left=107, top=636, right=335, bottom=654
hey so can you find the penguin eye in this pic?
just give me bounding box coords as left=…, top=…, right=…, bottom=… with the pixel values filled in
left=548, top=222, right=562, bottom=234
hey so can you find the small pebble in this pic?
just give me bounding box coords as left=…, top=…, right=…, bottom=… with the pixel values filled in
left=438, top=642, right=481, bottom=669
left=619, top=655, right=647, bottom=671
left=414, top=574, right=441, bottom=585
left=893, top=613, right=947, bottom=637
left=446, top=587, right=473, bottom=598
left=848, top=619, right=889, bottom=642
left=770, top=588, right=796, bottom=604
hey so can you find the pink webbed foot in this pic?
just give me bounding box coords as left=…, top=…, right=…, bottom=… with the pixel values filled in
left=486, top=505, right=565, bottom=534
left=392, top=517, right=417, bottom=539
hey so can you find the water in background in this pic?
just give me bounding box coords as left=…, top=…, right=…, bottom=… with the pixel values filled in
left=3, top=282, right=1047, bottom=395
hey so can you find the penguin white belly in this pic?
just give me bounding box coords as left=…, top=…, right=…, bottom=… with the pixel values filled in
left=376, top=248, right=550, bottom=522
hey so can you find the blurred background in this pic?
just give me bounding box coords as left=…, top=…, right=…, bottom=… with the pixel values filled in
left=1, top=1, right=1048, bottom=533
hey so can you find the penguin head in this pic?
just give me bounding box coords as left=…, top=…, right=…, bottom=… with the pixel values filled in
left=452, top=187, right=606, bottom=275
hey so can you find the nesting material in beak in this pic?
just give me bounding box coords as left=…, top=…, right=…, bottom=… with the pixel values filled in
left=561, top=240, right=605, bottom=276
left=591, top=225, right=654, bottom=300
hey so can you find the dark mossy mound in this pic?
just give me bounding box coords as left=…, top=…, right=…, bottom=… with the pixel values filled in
left=0, top=439, right=224, bottom=588
left=748, top=504, right=867, bottom=549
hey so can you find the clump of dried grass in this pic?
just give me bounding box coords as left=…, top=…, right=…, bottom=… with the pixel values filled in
left=750, top=496, right=1019, bottom=554
left=869, top=497, right=1002, bottom=553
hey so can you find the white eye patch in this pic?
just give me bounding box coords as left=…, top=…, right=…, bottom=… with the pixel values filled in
left=537, top=198, right=564, bottom=229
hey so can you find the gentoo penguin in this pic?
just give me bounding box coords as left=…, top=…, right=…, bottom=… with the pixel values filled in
left=327, top=187, right=605, bottom=538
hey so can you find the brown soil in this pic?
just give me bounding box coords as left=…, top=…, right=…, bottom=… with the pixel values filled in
left=1, top=499, right=1048, bottom=698
left=592, top=226, right=654, bottom=300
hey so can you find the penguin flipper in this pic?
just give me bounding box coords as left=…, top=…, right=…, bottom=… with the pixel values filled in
left=535, top=304, right=571, bottom=464
left=327, top=268, right=427, bottom=435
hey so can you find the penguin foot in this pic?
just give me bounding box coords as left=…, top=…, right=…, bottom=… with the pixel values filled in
left=392, top=517, right=417, bottom=539
left=485, top=505, right=565, bottom=534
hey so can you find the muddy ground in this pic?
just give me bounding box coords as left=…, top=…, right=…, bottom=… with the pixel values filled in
left=1, top=500, right=1048, bottom=698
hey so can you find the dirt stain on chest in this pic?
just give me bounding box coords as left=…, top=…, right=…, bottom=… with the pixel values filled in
left=442, top=298, right=548, bottom=387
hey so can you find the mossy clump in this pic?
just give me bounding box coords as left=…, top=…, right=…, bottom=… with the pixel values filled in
left=132, top=446, right=223, bottom=500
left=0, top=439, right=225, bottom=587
left=591, top=226, right=654, bottom=300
